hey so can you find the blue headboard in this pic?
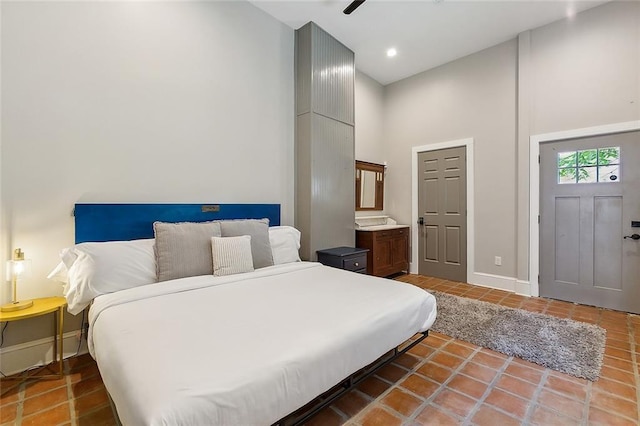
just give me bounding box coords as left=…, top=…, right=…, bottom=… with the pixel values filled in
left=74, top=203, right=281, bottom=243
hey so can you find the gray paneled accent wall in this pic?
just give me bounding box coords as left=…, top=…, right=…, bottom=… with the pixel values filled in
left=295, top=22, right=355, bottom=260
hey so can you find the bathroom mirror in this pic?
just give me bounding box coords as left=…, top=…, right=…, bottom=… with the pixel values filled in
left=355, top=160, right=384, bottom=211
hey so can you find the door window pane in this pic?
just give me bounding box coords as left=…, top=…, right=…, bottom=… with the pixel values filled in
left=598, top=165, right=620, bottom=183
left=558, top=167, right=577, bottom=184
left=598, top=147, right=620, bottom=165
left=558, top=151, right=577, bottom=168
left=578, top=166, right=597, bottom=183
left=556, top=147, right=620, bottom=184
left=577, top=149, right=597, bottom=166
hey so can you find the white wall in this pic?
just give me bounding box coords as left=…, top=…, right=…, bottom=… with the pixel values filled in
left=1, top=1, right=294, bottom=348
left=0, top=0, right=5, bottom=309
left=529, top=1, right=639, bottom=134
left=384, top=40, right=518, bottom=279
left=515, top=0, right=640, bottom=288
left=375, top=1, right=639, bottom=292
left=355, top=71, right=385, bottom=164
left=354, top=70, right=386, bottom=217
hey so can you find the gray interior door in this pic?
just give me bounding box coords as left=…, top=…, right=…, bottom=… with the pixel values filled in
left=418, top=147, right=467, bottom=282
left=540, top=131, right=640, bottom=314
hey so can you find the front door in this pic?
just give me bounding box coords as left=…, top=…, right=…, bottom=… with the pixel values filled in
left=418, top=147, right=467, bottom=282
left=540, top=131, right=640, bottom=314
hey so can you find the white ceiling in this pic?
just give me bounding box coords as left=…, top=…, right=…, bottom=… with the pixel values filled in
left=250, top=0, right=610, bottom=85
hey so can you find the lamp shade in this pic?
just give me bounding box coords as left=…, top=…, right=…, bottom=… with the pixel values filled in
left=1, top=248, right=33, bottom=312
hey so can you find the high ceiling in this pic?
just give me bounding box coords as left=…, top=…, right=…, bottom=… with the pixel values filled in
left=251, top=0, right=610, bottom=85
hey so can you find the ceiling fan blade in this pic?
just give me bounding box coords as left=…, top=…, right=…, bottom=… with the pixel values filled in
left=343, top=0, right=366, bottom=15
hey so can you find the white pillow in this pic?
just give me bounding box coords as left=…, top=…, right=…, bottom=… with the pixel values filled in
left=49, top=239, right=157, bottom=315
left=47, top=247, right=80, bottom=284
left=47, top=261, right=70, bottom=284
left=268, top=226, right=301, bottom=264
left=211, top=235, right=254, bottom=277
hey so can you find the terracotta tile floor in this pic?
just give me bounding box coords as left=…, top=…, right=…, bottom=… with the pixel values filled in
left=1, top=274, right=639, bottom=425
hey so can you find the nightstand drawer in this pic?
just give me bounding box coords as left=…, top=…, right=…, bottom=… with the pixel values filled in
left=343, top=255, right=367, bottom=272
left=316, top=246, right=370, bottom=274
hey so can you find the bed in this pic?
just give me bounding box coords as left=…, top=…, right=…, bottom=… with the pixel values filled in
left=55, top=203, right=437, bottom=425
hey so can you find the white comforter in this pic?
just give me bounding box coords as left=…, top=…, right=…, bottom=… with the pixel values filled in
left=89, top=262, right=437, bottom=426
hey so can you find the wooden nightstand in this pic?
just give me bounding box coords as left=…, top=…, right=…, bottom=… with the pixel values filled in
left=316, top=247, right=369, bottom=274
left=0, top=296, right=67, bottom=378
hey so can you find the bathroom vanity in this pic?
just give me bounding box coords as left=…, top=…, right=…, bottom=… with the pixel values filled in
left=355, top=216, right=409, bottom=277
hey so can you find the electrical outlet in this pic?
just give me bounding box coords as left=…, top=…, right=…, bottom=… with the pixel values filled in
left=494, top=256, right=502, bottom=266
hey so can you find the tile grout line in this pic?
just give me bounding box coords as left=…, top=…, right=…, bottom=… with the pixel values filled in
left=408, top=276, right=637, bottom=423
left=403, top=344, right=482, bottom=424
left=416, top=283, right=570, bottom=423
left=457, top=354, right=515, bottom=426
left=383, top=340, right=459, bottom=422
left=327, top=404, right=350, bottom=424
left=378, top=338, right=481, bottom=422
left=14, top=379, right=25, bottom=425
left=575, top=307, right=596, bottom=426
left=520, top=367, right=550, bottom=425
left=67, top=363, right=78, bottom=426
left=628, top=314, right=640, bottom=424
left=581, top=376, right=592, bottom=426
left=406, top=344, right=508, bottom=425
left=409, top=274, right=637, bottom=424
left=361, top=348, right=439, bottom=422
left=347, top=339, right=449, bottom=425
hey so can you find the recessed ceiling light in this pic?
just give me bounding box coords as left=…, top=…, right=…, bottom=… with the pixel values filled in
left=387, top=48, right=397, bottom=58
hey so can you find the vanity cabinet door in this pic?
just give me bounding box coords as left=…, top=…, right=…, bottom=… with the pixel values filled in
left=391, top=229, right=409, bottom=271
left=356, top=227, right=409, bottom=277
left=373, top=236, right=393, bottom=275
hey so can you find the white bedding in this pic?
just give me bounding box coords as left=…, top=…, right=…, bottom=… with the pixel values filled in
left=89, top=262, right=437, bottom=426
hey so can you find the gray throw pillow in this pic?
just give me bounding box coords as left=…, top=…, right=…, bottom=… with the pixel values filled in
left=153, top=221, right=222, bottom=281
left=220, top=218, right=274, bottom=269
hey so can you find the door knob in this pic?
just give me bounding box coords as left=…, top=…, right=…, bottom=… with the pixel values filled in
left=418, top=217, right=424, bottom=225
left=623, top=234, right=640, bottom=240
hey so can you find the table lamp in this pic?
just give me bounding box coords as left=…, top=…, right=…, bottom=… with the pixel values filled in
left=1, top=248, right=33, bottom=312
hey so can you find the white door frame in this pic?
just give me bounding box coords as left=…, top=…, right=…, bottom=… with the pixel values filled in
left=529, top=120, right=640, bottom=297
left=411, top=138, right=475, bottom=281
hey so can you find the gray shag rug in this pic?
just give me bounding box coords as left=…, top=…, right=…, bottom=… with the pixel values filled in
left=430, top=291, right=606, bottom=381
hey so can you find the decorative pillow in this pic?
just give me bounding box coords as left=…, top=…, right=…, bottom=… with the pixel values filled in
left=153, top=221, right=222, bottom=282
left=211, top=235, right=254, bottom=277
left=48, top=239, right=157, bottom=315
left=220, top=219, right=274, bottom=269
left=269, top=226, right=301, bottom=264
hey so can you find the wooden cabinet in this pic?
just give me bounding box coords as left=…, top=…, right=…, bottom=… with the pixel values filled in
left=356, top=227, right=409, bottom=277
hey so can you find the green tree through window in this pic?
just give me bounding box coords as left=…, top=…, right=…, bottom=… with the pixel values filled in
left=557, top=147, right=619, bottom=184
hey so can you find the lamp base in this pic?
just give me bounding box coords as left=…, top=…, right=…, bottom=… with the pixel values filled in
left=1, top=300, right=34, bottom=312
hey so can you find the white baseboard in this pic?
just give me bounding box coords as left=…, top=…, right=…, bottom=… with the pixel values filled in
left=515, top=279, right=531, bottom=296
left=0, top=331, right=89, bottom=377
left=407, top=265, right=532, bottom=297
left=468, top=272, right=518, bottom=293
